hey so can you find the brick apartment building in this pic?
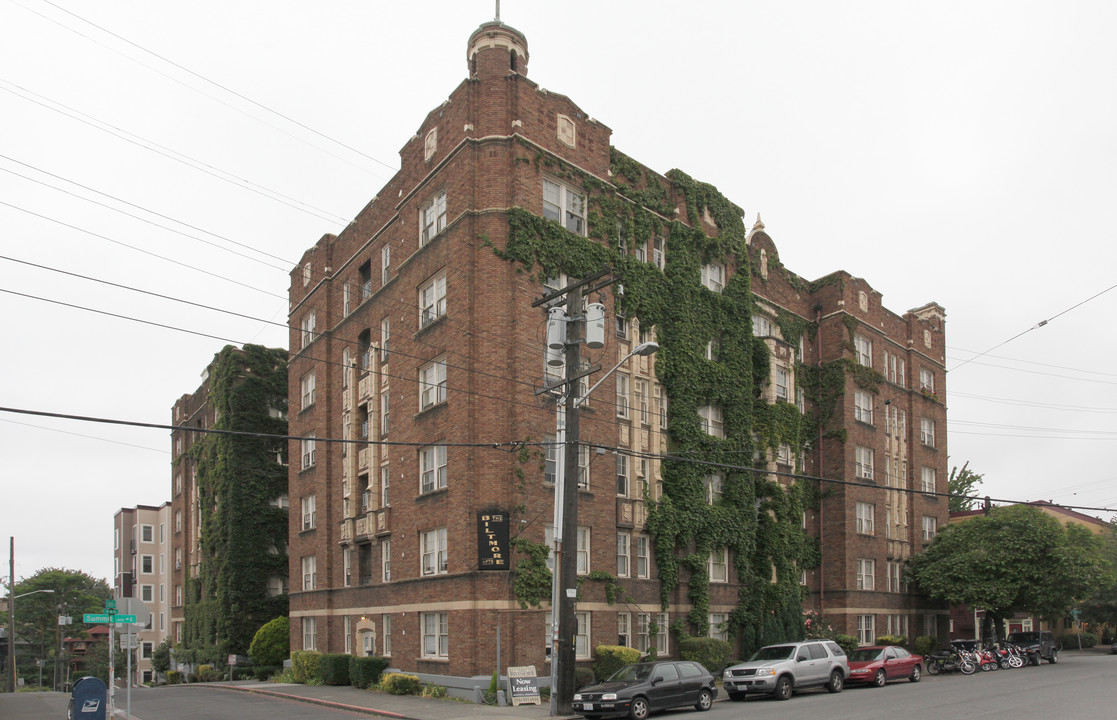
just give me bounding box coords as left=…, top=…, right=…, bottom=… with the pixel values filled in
left=112, top=503, right=171, bottom=683
left=169, top=344, right=289, bottom=663
left=286, top=19, right=950, bottom=678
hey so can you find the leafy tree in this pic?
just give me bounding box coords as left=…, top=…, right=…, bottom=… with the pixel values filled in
left=1077, top=521, right=1117, bottom=626
left=249, top=617, right=289, bottom=667
left=81, top=638, right=129, bottom=682
left=0, top=568, right=111, bottom=686
left=947, top=462, right=985, bottom=512
left=151, top=637, right=173, bottom=676
left=906, top=505, right=1111, bottom=642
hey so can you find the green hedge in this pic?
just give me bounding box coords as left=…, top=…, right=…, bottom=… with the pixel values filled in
left=165, top=671, right=183, bottom=685
left=831, top=634, right=859, bottom=656
left=350, top=656, right=390, bottom=689
left=574, top=667, right=595, bottom=690
left=593, top=645, right=642, bottom=681
left=231, top=668, right=255, bottom=680
left=875, top=635, right=906, bottom=647
left=291, top=650, right=322, bottom=683
left=679, top=637, right=733, bottom=674
left=252, top=665, right=281, bottom=681
left=1059, top=632, right=1096, bottom=648
left=913, top=636, right=936, bottom=657
left=381, top=673, right=422, bottom=695
left=319, top=654, right=351, bottom=686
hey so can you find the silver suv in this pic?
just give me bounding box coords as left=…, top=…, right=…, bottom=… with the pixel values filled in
left=722, top=640, right=849, bottom=701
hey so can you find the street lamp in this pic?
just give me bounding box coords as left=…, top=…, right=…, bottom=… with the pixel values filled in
left=550, top=340, right=659, bottom=715
left=4, top=588, right=54, bottom=692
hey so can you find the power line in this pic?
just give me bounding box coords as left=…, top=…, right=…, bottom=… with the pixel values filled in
left=949, top=282, right=1117, bottom=372
left=949, top=391, right=1117, bottom=414
left=0, top=153, right=295, bottom=268
left=0, top=79, right=352, bottom=225
left=0, top=417, right=165, bottom=454
left=948, top=346, right=1117, bottom=379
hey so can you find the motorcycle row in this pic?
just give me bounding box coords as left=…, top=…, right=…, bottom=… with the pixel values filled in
left=925, top=642, right=1031, bottom=675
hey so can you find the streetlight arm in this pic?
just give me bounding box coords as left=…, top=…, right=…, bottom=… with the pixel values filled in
left=572, top=342, right=659, bottom=408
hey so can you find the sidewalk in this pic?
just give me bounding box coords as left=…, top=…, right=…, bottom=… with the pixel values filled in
left=191, top=680, right=583, bottom=720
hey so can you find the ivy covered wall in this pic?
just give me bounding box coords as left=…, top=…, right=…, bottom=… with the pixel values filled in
left=495, top=146, right=821, bottom=655
left=181, top=344, right=289, bottom=663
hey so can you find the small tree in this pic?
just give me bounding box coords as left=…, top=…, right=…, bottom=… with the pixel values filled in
left=249, top=617, right=289, bottom=667
left=947, top=462, right=985, bottom=513
left=151, top=637, right=173, bottom=677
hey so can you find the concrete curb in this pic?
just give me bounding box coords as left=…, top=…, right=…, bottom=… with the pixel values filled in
left=196, top=683, right=424, bottom=720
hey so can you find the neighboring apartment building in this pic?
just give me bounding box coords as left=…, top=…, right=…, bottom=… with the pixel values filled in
left=113, top=503, right=171, bottom=683
left=286, top=19, right=950, bottom=678
left=169, top=344, right=289, bottom=663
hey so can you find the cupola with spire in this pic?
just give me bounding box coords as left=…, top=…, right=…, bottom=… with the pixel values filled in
left=467, top=19, right=529, bottom=79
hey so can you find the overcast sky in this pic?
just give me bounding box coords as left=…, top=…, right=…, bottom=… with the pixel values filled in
left=2, top=1, right=1115, bottom=587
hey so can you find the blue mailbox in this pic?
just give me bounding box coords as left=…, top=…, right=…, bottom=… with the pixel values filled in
left=69, top=676, right=106, bottom=720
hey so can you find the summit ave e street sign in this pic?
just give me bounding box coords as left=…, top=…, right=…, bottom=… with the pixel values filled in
left=83, top=614, right=137, bottom=624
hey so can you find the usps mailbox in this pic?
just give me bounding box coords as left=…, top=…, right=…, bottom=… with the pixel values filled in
left=70, top=676, right=106, bottom=720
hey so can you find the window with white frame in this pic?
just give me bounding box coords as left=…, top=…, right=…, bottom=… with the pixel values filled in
left=920, top=367, right=935, bottom=393
left=616, top=373, right=630, bottom=418
left=141, top=554, right=153, bottom=574
left=544, top=435, right=557, bottom=485
left=705, top=473, right=724, bottom=504
left=301, top=436, right=316, bottom=469
left=635, top=379, right=650, bottom=424
left=344, top=616, right=352, bottom=654
left=542, top=178, right=586, bottom=235
left=302, top=617, right=317, bottom=649
left=300, top=371, right=316, bottom=410
left=421, top=528, right=448, bottom=575
left=854, top=391, right=873, bottom=424
left=651, top=236, right=665, bottom=269
left=922, top=516, right=937, bottom=541
left=141, top=525, right=153, bottom=543
left=617, top=532, right=630, bottom=577
left=421, top=611, right=448, bottom=658
left=420, top=190, right=446, bottom=244
left=577, top=444, right=589, bottom=489
left=577, top=526, right=590, bottom=574
left=698, top=405, right=724, bottom=438
left=701, top=263, right=724, bottom=292
left=920, top=417, right=935, bottom=447
left=887, top=614, right=909, bottom=639
left=635, top=535, right=650, bottom=578
left=380, top=317, right=390, bottom=362
left=856, top=502, right=874, bottom=535
left=381, top=464, right=391, bottom=507
left=383, top=615, right=392, bottom=656
left=777, top=443, right=793, bottom=466
left=857, top=558, right=875, bottom=590
left=617, top=612, right=631, bottom=647
left=887, top=561, right=902, bottom=592
left=381, top=245, right=391, bottom=284
left=659, top=392, right=668, bottom=430
left=616, top=454, right=629, bottom=496
left=708, top=548, right=729, bottom=583
left=380, top=391, right=389, bottom=436
left=921, top=466, right=936, bottom=494
left=924, top=614, right=937, bottom=638
left=705, top=336, right=720, bottom=361
left=419, top=357, right=447, bottom=410
left=615, top=312, right=628, bottom=339
left=709, top=612, right=729, bottom=642
left=575, top=611, right=591, bottom=659
left=854, top=335, right=872, bottom=367
left=419, top=272, right=447, bottom=328
left=300, top=311, right=316, bottom=349
left=887, top=353, right=906, bottom=387
left=420, top=445, right=447, bottom=494
left=301, top=495, right=316, bottom=531
left=752, top=315, right=772, bottom=337
left=775, top=366, right=790, bottom=402
left=302, top=555, right=317, bottom=590
left=857, top=614, right=875, bottom=645
left=382, top=539, right=392, bottom=582
left=854, top=445, right=874, bottom=480
left=637, top=612, right=669, bottom=655
left=343, top=548, right=352, bottom=587
left=140, top=585, right=153, bottom=603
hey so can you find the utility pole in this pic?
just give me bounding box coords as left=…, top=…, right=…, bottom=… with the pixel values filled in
left=7, top=537, right=14, bottom=694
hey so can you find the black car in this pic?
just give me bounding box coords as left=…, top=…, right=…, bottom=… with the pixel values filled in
left=572, top=660, right=717, bottom=719
left=1006, top=631, right=1060, bottom=665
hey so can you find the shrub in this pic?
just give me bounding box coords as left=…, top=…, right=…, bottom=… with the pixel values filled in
left=574, top=666, right=595, bottom=691
left=831, top=634, right=859, bottom=656
left=252, top=666, right=280, bottom=681
left=421, top=684, right=448, bottom=698
left=165, top=671, right=182, bottom=685
left=875, top=635, right=906, bottom=647
left=1059, top=631, right=1096, bottom=648
left=679, top=637, right=733, bottom=674
left=380, top=673, right=422, bottom=695
left=349, top=655, right=389, bottom=689
left=270, top=668, right=297, bottom=683
left=187, top=673, right=199, bottom=683
left=250, top=617, right=290, bottom=668
left=593, top=645, right=642, bottom=681
left=319, top=654, right=351, bottom=686
left=291, top=650, right=322, bottom=684
left=913, top=636, right=936, bottom=657
left=231, top=667, right=255, bottom=680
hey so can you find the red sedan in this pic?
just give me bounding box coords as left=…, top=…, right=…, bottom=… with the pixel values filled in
left=846, top=646, right=922, bottom=687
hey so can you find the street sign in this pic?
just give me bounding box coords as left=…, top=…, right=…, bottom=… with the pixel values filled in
left=83, top=614, right=137, bottom=624
left=120, top=634, right=138, bottom=650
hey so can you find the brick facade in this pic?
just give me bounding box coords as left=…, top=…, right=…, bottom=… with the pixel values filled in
left=286, top=19, right=950, bottom=677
